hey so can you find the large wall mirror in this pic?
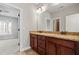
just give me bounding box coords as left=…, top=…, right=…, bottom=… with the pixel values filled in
left=36, top=3, right=79, bottom=32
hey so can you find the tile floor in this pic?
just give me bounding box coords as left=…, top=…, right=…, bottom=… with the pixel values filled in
left=17, top=49, right=38, bottom=55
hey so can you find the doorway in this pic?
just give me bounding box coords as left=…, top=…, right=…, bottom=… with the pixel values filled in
left=0, top=4, right=20, bottom=54
left=53, top=19, right=60, bottom=32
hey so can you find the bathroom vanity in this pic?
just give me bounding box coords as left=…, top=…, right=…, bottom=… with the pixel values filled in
left=30, top=4, right=79, bottom=55
left=30, top=31, right=79, bottom=55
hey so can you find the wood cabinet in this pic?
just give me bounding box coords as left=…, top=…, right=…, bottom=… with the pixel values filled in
left=57, top=45, right=75, bottom=55
left=56, top=39, right=75, bottom=55
left=30, top=33, right=79, bottom=55
left=37, top=35, right=46, bottom=55
left=75, top=42, right=79, bottom=55
left=46, top=37, right=75, bottom=55
left=38, top=47, right=45, bottom=55
left=46, top=40, right=56, bottom=55
left=30, top=34, right=38, bottom=51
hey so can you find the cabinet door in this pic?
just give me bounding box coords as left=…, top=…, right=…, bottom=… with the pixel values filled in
left=30, top=34, right=34, bottom=48
left=33, top=37, right=38, bottom=51
left=38, top=47, right=45, bottom=55
left=38, top=35, right=46, bottom=55
left=57, top=45, right=75, bottom=55
left=38, top=38, right=45, bottom=49
left=46, top=41, right=56, bottom=55
left=75, top=42, right=79, bottom=55
left=30, top=34, right=38, bottom=51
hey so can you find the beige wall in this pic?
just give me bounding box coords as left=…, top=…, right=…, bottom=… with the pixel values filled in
left=11, top=3, right=37, bottom=51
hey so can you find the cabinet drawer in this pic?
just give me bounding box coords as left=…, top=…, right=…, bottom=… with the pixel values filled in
left=46, top=37, right=57, bottom=43
left=38, top=39, right=45, bottom=49
left=38, top=35, right=45, bottom=41
left=38, top=47, right=45, bottom=55
left=31, top=34, right=38, bottom=38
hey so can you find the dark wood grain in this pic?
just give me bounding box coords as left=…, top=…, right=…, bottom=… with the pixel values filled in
left=30, top=33, right=79, bottom=55
left=30, top=34, right=38, bottom=51
left=38, top=47, right=45, bottom=55
left=46, top=40, right=56, bottom=55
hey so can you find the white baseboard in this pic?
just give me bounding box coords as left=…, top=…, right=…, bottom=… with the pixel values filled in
left=20, top=47, right=31, bottom=51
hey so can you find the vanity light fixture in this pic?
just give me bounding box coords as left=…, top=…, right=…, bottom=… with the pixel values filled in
left=36, top=7, right=42, bottom=14
left=41, top=5, right=47, bottom=12
left=36, top=5, right=47, bottom=14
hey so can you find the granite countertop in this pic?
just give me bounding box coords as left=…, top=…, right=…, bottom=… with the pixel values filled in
left=30, top=31, right=79, bottom=42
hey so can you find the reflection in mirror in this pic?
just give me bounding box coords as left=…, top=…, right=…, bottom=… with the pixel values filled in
left=53, top=19, right=60, bottom=32
left=35, top=3, right=79, bottom=33
left=47, top=20, right=51, bottom=31
left=66, top=13, right=79, bottom=32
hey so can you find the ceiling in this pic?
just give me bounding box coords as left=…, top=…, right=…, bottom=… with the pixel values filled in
left=0, top=3, right=19, bottom=13
left=0, top=3, right=19, bottom=18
